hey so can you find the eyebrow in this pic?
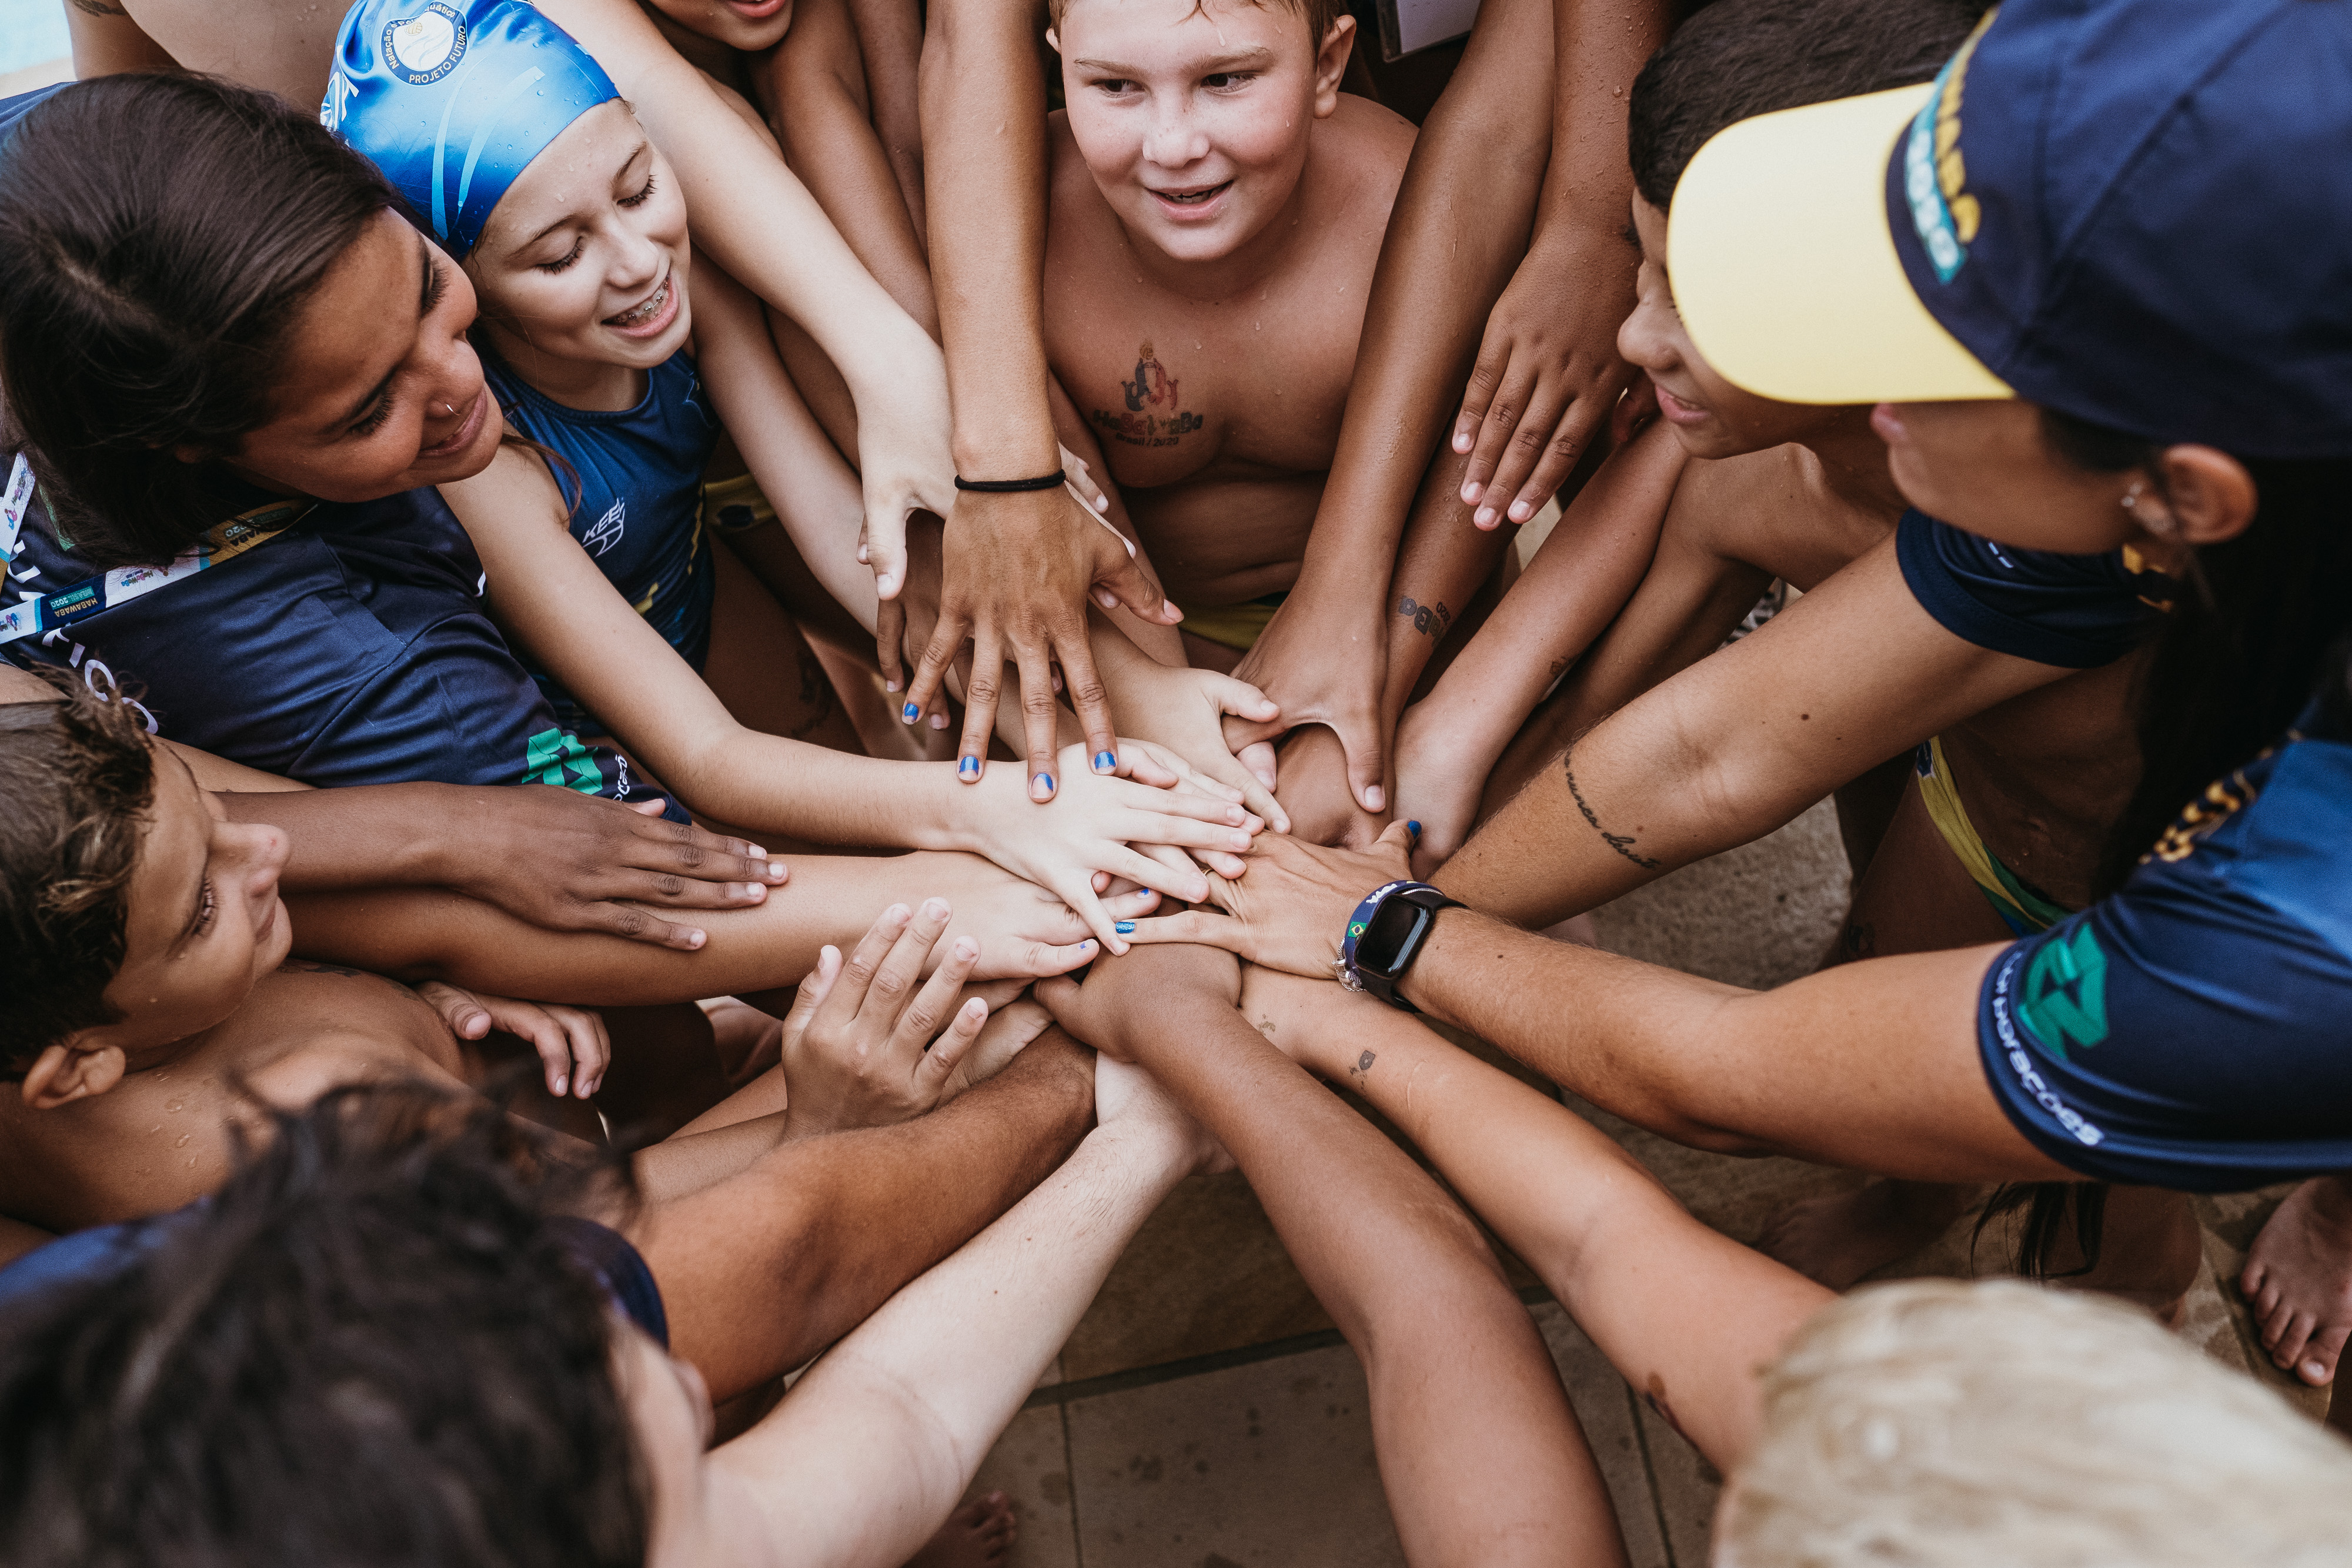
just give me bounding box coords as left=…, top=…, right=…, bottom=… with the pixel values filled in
left=332, top=233, right=436, bottom=432
left=1072, top=45, right=1275, bottom=72
left=519, top=141, right=652, bottom=252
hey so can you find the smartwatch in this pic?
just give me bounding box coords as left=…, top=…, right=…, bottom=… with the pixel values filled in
left=1339, top=880, right=1464, bottom=1012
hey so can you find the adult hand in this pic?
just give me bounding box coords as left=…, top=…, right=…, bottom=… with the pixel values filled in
left=1101, top=656, right=1288, bottom=833
left=444, top=791, right=789, bottom=951
left=845, top=326, right=960, bottom=611
left=416, top=981, right=610, bottom=1101
left=909, top=851, right=1167, bottom=979
left=956, top=741, right=1262, bottom=951
left=904, top=484, right=1180, bottom=799
left=1120, top=822, right=1414, bottom=979
left=1224, top=590, right=1390, bottom=815
left=1451, top=223, right=1638, bottom=530
left=1269, top=724, right=1390, bottom=850
left=1035, top=942, right=1242, bottom=1064
left=1388, top=703, right=1486, bottom=868
left=773, top=899, right=1027, bottom=1136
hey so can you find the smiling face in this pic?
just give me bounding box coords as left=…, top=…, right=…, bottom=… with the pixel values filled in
left=1054, top=0, right=1352, bottom=267
left=1619, top=196, right=1851, bottom=460
left=466, top=102, right=693, bottom=377
left=639, top=0, right=794, bottom=54
left=216, top=208, right=502, bottom=500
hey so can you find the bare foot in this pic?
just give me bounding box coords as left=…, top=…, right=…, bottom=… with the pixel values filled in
left=1758, top=1180, right=1967, bottom=1290
left=2243, top=1176, right=2352, bottom=1388
left=904, top=1492, right=1017, bottom=1568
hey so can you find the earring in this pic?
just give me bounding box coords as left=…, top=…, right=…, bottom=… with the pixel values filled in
left=442, top=402, right=456, bottom=416
left=2121, top=480, right=2143, bottom=510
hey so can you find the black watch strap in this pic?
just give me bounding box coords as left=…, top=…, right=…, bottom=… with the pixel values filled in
left=1341, top=881, right=1464, bottom=1011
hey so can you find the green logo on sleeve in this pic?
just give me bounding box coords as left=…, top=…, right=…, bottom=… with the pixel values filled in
left=2016, top=922, right=2110, bottom=1061
left=524, top=727, right=604, bottom=795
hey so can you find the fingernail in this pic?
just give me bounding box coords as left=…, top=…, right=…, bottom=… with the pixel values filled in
left=1230, top=834, right=1251, bottom=850
left=1366, top=786, right=1386, bottom=811
left=2306, top=1359, right=2328, bottom=1381
left=930, top=711, right=950, bottom=730
left=1461, top=481, right=1481, bottom=503
left=1093, top=750, right=1117, bottom=773
left=1097, top=590, right=1118, bottom=609
left=903, top=703, right=920, bottom=722
left=768, top=862, right=786, bottom=880
left=1407, top=820, right=1422, bottom=836
left=886, top=902, right=910, bottom=922
left=885, top=679, right=901, bottom=693
left=1509, top=500, right=1532, bottom=522
left=923, top=897, right=950, bottom=919
left=1454, top=433, right=1472, bottom=453
left=553, top=1075, right=567, bottom=1096
left=959, top=755, right=981, bottom=779
left=1115, top=921, right=1135, bottom=934
left=1034, top=772, right=1055, bottom=795
left=1078, top=940, right=1094, bottom=950
left=747, top=842, right=768, bottom=857
left=1474, top=507, right=1495, bottom=528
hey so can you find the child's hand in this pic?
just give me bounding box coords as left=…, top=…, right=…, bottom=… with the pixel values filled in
left=1271, top=725, right=1392, bottom=850
left=1036, top=943, right=1242, bottom=1064
left=1451, top=223, right=1636, bottom=530
left=960, top=742, right=1263, bottom=951
left=846, top=330, right=958, bottom=609
left=1389, top=702, right=1486, bottom=871
left=1097, top=657, right=1289, bottom=834
left=415, top=982, right=611, bottom=1101
left=775, top=899, right=1014, bottom=1136
left=910, top=851, right=1164, bottom=978
left=447, top=790, right=789, bottom=950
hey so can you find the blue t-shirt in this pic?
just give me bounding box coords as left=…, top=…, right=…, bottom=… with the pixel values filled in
left=482, top=347, right=719, bottom=735
left=0, top=83, right=65, bottom=143
left=1896, top=508, right=2176, bottom=668
left=1977, top=690, right=2352, bottom=1190
left=1, top=466, right=672, bottom=813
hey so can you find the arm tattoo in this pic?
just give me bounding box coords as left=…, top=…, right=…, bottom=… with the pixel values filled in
left=1395, top=594, right=1452, bottom=640
left=1348, top=1049, right=1376, bottom=1087
left=1563, top=755, right=1661, bottom=870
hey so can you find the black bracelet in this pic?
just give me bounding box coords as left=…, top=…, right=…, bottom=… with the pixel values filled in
left=953, top=470, right=1067, bottom=493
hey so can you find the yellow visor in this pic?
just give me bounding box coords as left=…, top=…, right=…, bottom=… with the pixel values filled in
left=1667, top=84, right=2013, bottom=407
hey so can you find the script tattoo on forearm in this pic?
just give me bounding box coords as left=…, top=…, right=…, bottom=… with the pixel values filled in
left=1563, top=755, right=1661, bottom=870
left=1395, top=594, right=1452, bottom=639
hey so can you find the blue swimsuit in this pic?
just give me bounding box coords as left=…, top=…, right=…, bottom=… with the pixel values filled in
left=1901, top=511, right=2352, bottom=1189
left=480, top=347, right=719, bottom=735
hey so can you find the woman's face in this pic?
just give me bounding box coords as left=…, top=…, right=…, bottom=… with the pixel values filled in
left=467, top=102, right=694, bottom=374
left=220, top=208, right=502, bottom=500
left=96, top=749, right=292, bottom=1064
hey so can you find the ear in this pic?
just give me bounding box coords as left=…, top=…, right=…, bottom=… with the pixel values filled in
left=19, top=1038, right=128, bottom=1111
left=1313, top=14, right=1356, bottom=116
left=2150, top=444, right=2258, bottom=546
left=1045, top=25, right=1061, bottom=52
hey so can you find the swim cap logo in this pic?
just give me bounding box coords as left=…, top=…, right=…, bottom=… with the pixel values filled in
left=2016, top=921, right=2109, bottom=1061
left=1903, top=7, right=1994, bottom=283
left=383, top=2, right=467, bottom=85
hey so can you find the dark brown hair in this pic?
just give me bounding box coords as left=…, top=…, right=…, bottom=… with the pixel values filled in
left=0, top=74, right=395, bottom=569
left=0, top=672, right=159, bottom=1076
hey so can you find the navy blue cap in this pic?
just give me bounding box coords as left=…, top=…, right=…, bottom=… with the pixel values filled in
left=1670, top=0, right=2352, bottom=459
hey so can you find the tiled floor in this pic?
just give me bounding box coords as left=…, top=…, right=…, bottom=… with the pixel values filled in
left=950, top=798, right=2316, bottom=1567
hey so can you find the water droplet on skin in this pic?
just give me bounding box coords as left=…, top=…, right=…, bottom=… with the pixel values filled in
left=164, top=1099, right=184, bottom=1114
left=175, top=1134, right=191, bottom=1148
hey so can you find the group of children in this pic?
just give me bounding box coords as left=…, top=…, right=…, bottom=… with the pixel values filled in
left=2, top=0, right=2350, bottom=1560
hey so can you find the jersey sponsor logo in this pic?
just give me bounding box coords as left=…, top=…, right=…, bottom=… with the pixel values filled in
left=384, top=3, right=467, bottom=85
left=2016, top=922, right=2109, bottom=1061
left=582, top=498, right=627, bottom=558
left=2145, top=758, right=2263, bottom=867
left=524, top=727, right=607, bottom=795
left=1989, top=949, right=2106, bottom=1147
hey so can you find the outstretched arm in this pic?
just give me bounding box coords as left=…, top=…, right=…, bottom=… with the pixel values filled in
left=1241, top=967, right=1827, bottom=1472
left=635, top=1024, right=1098, bottom=1398
left=711, top=1048, right=1212, bottom=1567
left=1040, top=945, right=1628, bottom=1568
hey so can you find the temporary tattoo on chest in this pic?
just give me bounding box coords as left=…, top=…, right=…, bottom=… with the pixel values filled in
left=1091, top=341, right=1205, bottom=448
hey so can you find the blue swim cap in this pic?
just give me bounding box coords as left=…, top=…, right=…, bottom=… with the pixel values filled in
left=323, top=0, right=619, bottom=258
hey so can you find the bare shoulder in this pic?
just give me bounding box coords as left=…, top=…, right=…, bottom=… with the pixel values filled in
left=1661, top=445, right=1893, bottom=586
left=1325, top=92, right=1418, bottom=174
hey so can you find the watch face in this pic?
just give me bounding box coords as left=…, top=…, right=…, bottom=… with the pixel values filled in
left=1357, top=897, right=1428, bottom=976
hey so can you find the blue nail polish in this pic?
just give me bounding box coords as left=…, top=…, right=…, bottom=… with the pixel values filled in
left=1408, top=820, right=1422, bottom=835
left=902, top=702, right=920, bottom=722
left=1115, top=921, right=1135, bottom=935
left=1093, top=750, right=1117, bottom=773
left=958, top=755, right=980, bottom=778
left=1034, top=772, right=1055, bottom=794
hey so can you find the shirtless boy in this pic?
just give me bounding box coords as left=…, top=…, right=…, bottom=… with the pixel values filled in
left=0, top=680, right=1132, bottom=1406
left=1038, top=0, right=1413, bottom=670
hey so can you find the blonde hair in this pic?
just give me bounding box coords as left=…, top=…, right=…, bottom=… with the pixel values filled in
left=1725, top=1279, right=2352, bottom=1567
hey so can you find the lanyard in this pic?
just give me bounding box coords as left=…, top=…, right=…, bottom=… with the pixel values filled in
left=0, top=454, right=313, bottom=645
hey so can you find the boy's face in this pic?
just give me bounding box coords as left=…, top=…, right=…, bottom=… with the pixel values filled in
left=1619, top=196, right=1847, bottom=460
left=25, top=752, right=292, bottom=1108
left=1054, top=0, right=1354, bottom=266
left=637, top=0, right=794, bottom=55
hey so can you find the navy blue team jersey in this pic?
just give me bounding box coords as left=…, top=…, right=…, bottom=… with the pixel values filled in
left=1, top=467, right=675, bottom=815
left=481, top=347, right=719, bottom=734
left=1979, top=686, right=2352, bottom=1189
left=1896, top=507, right=2176, bottom=667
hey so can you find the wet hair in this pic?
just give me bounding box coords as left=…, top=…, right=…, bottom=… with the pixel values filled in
left=0, top=674, right=159, bottom=1078
left=0, top=1081, right=650, bottom=1568
left=1046, top=0, right=1348, bottom=70
left=1627, top=0, right=1993, bottom=211
left=0, top=73, right=396, bottom=570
